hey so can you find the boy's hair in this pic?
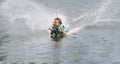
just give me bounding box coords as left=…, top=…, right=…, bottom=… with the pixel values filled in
left=54, top=17, right=62, bottom=25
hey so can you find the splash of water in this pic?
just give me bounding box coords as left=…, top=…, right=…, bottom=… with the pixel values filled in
left=0, top=0, right=68, bottom=32
left=0, top=0, right=116, bottom=35
left=68, top=0, right=113, bottom=35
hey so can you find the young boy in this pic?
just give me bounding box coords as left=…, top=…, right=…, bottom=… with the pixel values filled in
left=49, top=18, right=69, bottom=37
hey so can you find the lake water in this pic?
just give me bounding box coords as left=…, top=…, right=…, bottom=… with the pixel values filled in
left=0, top=0, right=120, bottom=64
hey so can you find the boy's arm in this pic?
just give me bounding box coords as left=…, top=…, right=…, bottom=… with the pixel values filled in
left=60, top=24, right=69, bottom=35
left=49, top=25, right=53, bottom=30
left=60, top=24, right=67, bottom=35
left=49, top=27, right=52, bottom=30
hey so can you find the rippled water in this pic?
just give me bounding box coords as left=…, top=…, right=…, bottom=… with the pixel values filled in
left=0, top=0, right=120, bottom=64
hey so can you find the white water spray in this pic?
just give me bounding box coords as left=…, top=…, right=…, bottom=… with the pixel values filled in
left=68, top=0, right=113, bottom=35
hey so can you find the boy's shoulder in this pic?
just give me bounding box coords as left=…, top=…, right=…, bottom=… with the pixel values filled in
left=60, top=24, right=65, bottom=27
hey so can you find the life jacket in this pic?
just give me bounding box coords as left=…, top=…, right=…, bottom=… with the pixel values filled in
left=52, top=24, right=69, bottom=32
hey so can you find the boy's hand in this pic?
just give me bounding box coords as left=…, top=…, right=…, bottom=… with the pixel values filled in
left=61, top=30, right=66, bottom=36
left=49, top=28, right=52, bottom=30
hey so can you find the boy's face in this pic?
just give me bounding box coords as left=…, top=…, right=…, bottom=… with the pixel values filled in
left=54, top=20, right=60, bottom=27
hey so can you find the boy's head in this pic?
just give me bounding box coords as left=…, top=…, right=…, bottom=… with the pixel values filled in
left=54, top=18, right=62, bottom=27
